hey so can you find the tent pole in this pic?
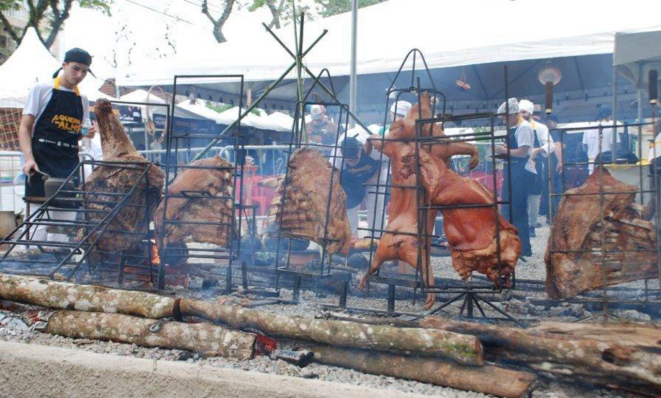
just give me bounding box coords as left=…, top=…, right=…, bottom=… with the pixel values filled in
left=349, top=0, right=358, bottom=127
left=638, top=61, right=645, bottom=123
left=191, top=27, right=328, bottom=162
left=612, top=59, right=618, bottom=160
left=264, top=23, right=372, bottom=134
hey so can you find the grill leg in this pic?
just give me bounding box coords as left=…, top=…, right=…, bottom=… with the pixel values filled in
left=387, top=284, right=396, bottom=314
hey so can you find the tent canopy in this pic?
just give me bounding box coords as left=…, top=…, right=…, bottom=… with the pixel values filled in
left=614, top=28, right=661, bottom=87
left=119, top=0, right=661, bottom=86
left=0, top=28, right=111, bottom=107
left=116, top=0, right=661, bottom=123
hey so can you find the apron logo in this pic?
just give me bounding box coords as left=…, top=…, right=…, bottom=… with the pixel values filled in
left=51, top=114, right=82, bottom=133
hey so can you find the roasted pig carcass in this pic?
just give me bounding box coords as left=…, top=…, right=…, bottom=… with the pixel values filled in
left=545, top=168, right=659, bottom=299
left=154, top=155, right=236, bottom=250
left=79, top=99, right=165, bottom=254
left=397, top=92, right=480, bottom=169
left=401, top=146, right=521, bottom=285
left=357, top=93, right=482, bottom=309
left=266, top=148, right=351, bottom=254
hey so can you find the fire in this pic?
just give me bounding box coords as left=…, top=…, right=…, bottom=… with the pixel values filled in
left=150, top=240, right=160, bottom=266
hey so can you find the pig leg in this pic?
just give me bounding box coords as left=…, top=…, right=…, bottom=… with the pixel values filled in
left=358, top=233, right=397, bottom=290
left=398, top=238, right=437, bottom=310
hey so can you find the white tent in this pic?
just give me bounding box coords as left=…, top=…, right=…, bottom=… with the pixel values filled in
left=119, top=89, right=167, bottom=104
left=118, top=89, right=212, bottom=121
left=118, top=0, right=661, bottom=87
left=0, top=28, right=111, bottom=107
left=0, top=28, right=60, bottom=106
left=176, top=98, right=230, bottom=124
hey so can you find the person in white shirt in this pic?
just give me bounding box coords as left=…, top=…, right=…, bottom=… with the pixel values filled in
left=582, top=106, right=620, bottom=174
left=494, top=98, right=534, bottom=256
left=18, top=48, right=97, bottom=244
left=519, top=100, right=554, bottom=237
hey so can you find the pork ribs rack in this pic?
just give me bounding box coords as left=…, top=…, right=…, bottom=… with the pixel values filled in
left=545, top=168, right=659, bottom=299
left=154, top=155, right=237, bottom=251
left=265, top=148, right=352, bottom=256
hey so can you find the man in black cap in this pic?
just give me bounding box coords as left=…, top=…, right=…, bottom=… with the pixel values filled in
left=17, top=48, right=97, bottom=242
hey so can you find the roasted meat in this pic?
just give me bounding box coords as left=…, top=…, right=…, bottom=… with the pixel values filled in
left=267, top=148, right=352, bottom=255
left=357, top=93, right=482, bottom=309
left=401, top=146, right=521, bottom=286
left=154, top=155, right=236, bottom=249
left=78, top=99, right=164, bottom=254
left=545, top=168, right=659, bottom=299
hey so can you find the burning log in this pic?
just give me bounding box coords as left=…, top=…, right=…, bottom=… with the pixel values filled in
left=421, top=317, right=661, bottom=389
left=0, top=275, right=482, bottom=364
left=0, top=274, right=175, bottom=319
left=545, top=168, right=659, bottom=299
left=43, top=310, right=255, bottom=360
left=179, top=299, right=483, bottom=365
left=309, top=345, right=536, bottom=398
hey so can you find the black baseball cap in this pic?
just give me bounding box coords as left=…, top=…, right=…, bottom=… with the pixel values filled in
left=53, top=48, right=95, bottom=78
left=341, top=136, right=361, bottom=159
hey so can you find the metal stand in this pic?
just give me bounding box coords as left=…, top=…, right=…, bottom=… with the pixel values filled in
left=0, top=160, right=156, bottom=284
left=156, top=74, right=245, bottom=292
left=548, top=118, right=660, bottom=322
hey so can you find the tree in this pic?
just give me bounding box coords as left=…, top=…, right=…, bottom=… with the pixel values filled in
left=314, top=0, right=387, bottom=17
left=246, top=0, right=385, bottom=30
left=201, top=0, right=235, bottom=43
left=0, top=0, right=112, bottom=50
left=246, top=0, right=309, bottom=29
left=247, top=0, right=286, bottom=29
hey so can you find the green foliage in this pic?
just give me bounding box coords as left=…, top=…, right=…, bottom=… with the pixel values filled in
left=78, top=0, right=113, bottom=16
left=206, top=102, right=261, bottom=116
left=0, top=1, right=20, bottom=12
left=244, top=0, right=387, bottom=27
left=206, top=103, right=234, bottom=113
left=314, top=0, right=387, bottom=17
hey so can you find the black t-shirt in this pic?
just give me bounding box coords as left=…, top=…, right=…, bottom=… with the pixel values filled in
left=340, top=151, right=380, bottom=209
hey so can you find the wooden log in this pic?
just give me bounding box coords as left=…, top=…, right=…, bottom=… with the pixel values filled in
left=179, top=299, right=483, bottom=365
left=309, top=345, right=536, bottom=398
left=421, top=318, right=661, bottom=388
left=0, top=274, right=175, bottom=319
left=45, top=310, right=255, bottom=360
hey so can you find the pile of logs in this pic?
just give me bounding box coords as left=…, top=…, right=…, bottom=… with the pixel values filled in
left=0, top=274, right=660, bottom=396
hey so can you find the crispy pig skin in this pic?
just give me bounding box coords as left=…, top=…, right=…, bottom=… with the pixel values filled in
left=403, top=146, right=520, bottom=286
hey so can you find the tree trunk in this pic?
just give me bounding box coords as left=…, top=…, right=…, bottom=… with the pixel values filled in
left=309, top=345, right=536, bottom=398
left=0, top=274, right=175, bottom=319
left=421, top=317, right=661, bottom=389
left=45, top=310, right=255, bottom=360
left=179, top=299, right=483, bottom=365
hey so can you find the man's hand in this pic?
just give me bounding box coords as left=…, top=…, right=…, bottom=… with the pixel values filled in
left=494, top=145, right=507, bottom=155
left=86, top=121, right=97, bottom=139
left=556, top=162, right=563, bottom=173
left=22, top=158, right=39, bottom=177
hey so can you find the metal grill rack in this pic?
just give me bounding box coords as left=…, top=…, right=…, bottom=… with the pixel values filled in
left=0, top=159, right=157, bottom=285
left=155, top=74, right=246, bottom=292
left=546, top=116, right=661, bottom=322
